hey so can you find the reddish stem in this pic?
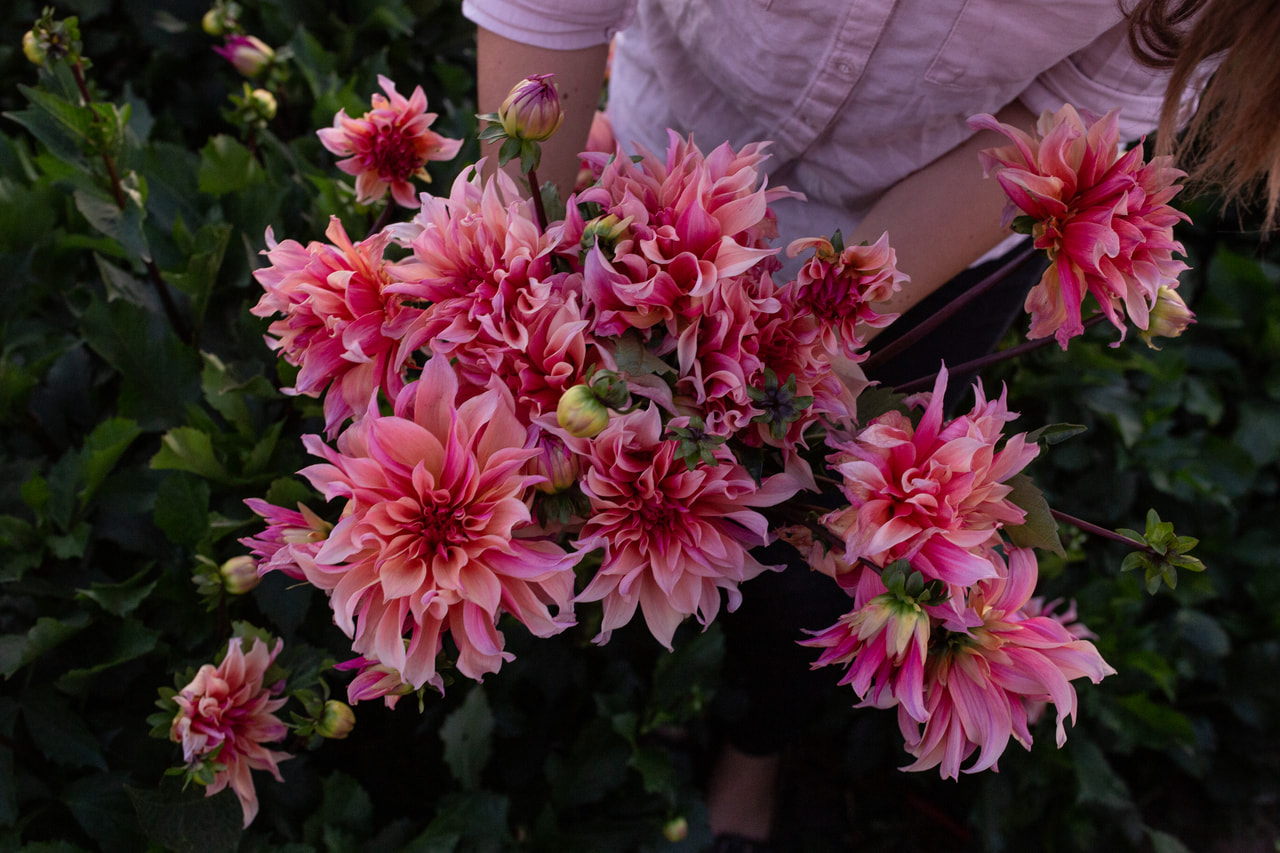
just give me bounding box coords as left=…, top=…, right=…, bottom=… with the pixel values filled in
left=527, top=165, right=549, bottom=233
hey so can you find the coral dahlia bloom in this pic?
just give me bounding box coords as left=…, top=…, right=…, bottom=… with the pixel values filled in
left=822, top=368, right=1039, bottom=586
left=317, top=75, right=462, bottom=208
left=169, top=637, right=290, bottom=827
left=969, top=104, right=1188, bottom=347
left=298, top=354, right=578, bottom=690
left=252, top=216, right=417, bottom=437
left=570, top=406, right=801, bottom=648
left=899, top=548, right=1115, bottom=778
left=785, top=232, right=907, bottom=358
left=240, top=499, right=331, bottom=581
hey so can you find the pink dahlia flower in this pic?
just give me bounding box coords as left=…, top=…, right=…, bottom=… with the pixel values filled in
left=899, top=548, right=1115, bottom=778
left=317, top=74, right=462, bottom=208
left=298, top=354, right=578, bottom=690
left=169, top=637, right=290, bottom=827
left=566, top=132, right=798, bottom=347
left=569, top=406, right=801, bottom=648
left=969, top=105, right=1188, bottom=347
left=240, top=499, right=331, bottom=581
left=803, top=584, right=931, bottom=724
left=784, top=232, right=906, bottom=358
left=822, top=367, right=1039, bottom=586
left=252, top=216, right=418, bottom=437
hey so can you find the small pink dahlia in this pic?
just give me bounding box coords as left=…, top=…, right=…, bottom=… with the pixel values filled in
left=570, top=406, right=801, bottom=648
left=970, top=105, right=1188, bottom=347
left=822, top=367, right=1039, bottom=586
left=317, top=74, right=462, bottom=208
left=169, top=637, right=290, bottom=827
left=899, top=548, right=1115, bottom=778
left=252, top=216, right=417, bottom=437
left=298, top=354, right=578, bottom=690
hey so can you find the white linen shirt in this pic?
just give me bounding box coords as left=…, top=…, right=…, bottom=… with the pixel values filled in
left=463, top=0, right=1179, bottom=248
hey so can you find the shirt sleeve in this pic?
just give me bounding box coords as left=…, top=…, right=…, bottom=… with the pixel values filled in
left=462, top=0, right=634, bottom=50
left=1019, top=21, right=1174, bottom=141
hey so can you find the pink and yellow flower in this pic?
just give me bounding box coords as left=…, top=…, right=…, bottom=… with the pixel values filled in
left=298, top=354, right=578, bottom=690
left=252, top=216, right=417, bottom=437
left=240, top=499, right=332, bottom=581
left=169, top=637, right=290, bottom=827
left=822, top=368, right=1039, bottom=586
left=970, top=105, right=1188, bottom=347
left=317, top=75, right=462, bottom=208
left=569, top=406, right=801, bottom=648
left=898, top=548, right=1115, bottom=778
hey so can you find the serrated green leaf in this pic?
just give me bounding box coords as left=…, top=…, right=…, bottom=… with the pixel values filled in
left=197, top=134, right=261, bottom=196
left=440, top=686, right=493, bottom=791
left=153, top=472, right=210, bottom=548
left=151, top=427, right=229, bottom=482
left=127, top=782, right=244, bottom=853
left=1024, top=422, right=1087, bottom=446
left=0, top=612, right=91, bottom=679
left=74, top=567, right=155, bottom=617
left=5, top=85, right=94, bottom=161
left=1003, top=472, right=1065, bottom=556
left=22, top=686, right=107, bottom=770
left=75, top=188, right=149, bottom=260
left=79, top=416, right=141, bottom=507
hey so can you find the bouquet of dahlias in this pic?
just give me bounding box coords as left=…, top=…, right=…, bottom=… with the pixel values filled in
left=238, top=73, right=1201, bottom=789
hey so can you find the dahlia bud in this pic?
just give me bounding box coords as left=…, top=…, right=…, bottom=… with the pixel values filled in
left=498, top=74, right=564, bottom=142
left=214, top=35, right=274, bottom=78
left=22, top=30, right=46, bottom=66
left=531, top=434, right=580, bottom=494
left=557, top=384, right=610, bottom=438
left=1141, top=286, right=1194, bottom=349
left=248, top=87, right=277, bottom=120
left=580, top=214, right=633, bottom=256
left=219, top=555, right=260, bottom=595
left=315, top=700, right=356, bottom=739
left=201, top=9, right=225, bottom=36
left=662, top=817, right=689, bottom=843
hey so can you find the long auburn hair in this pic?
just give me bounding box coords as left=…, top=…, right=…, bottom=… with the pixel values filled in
left=1127, top=0, right=1280, bottom=229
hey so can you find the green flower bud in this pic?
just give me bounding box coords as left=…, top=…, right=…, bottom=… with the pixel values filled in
left=557, top=384, right=610, bottom=438
left=315, top=699, right=356, bottom=739
left=1141, top=286, right=1194, bottom=349
left=662, top=817, right=689, bottom=843
left=219, top=555, right=260, bottom=595
left=22, top=30, right=46, bottom=66
left=248, top=87, right=277, bottom=120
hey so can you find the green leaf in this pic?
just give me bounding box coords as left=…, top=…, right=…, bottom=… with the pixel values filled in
left=56, top=620, right=161, bottom=694
left=93, top=252, right=149, bottom=305
left=5, top=84, right=94, bottom=161
left=75, top=188, right=149, bottom=261
left=197, top=134, right=261, bottom=196
left=152, top=472, right=210, bottom=548
left=79, top=416, right=141, bottom=507
left=629, top=744, right=677, bottom=804
left=167, top=223, right=231, bottom=325
left=75, top=567, right=155, bottom=617
left=440, top=686, right=493, bottom=791
left=1024, top=422, right=1087, bottom=446
left=21, top=686, right=107, bottom=770
left=151, top=427, right=229, bottom=483
left=1003, top=472, right=1065, bottom=556
left=65, top=772, right=148, bottom=851
left=127, top=782, right=244, bottom=853
left=0, top=612, right=91, bottom=679
left=1072, top=737, right=1132, bottom=810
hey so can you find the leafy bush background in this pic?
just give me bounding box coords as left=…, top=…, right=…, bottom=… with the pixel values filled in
left=0, top=1, right=1276, bottom=851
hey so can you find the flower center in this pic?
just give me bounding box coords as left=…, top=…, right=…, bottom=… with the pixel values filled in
left=373, top=128, right=422, bottom=183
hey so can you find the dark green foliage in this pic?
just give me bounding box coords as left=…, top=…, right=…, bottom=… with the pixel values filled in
left=0, top=2, right=1277, bottom=851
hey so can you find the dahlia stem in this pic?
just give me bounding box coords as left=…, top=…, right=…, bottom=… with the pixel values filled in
left=1050, top=508, right=1149, bottom=552
left=863, top=244, right=1036, bottom=373
left=72, top=60, right=191, bottom=345
left=527, top=165, right=550, bottom=233
left=368, top=200, right=397, bottom=239
left=890, top=315, right=1106, bottom=394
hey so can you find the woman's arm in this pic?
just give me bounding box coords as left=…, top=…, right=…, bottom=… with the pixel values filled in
left=849, top=100, right=1038, bottom=324
left=476, top=26, right=610, bottom=195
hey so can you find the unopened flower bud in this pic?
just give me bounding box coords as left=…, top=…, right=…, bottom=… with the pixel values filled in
left=498, top=74, right=564, bottom=142
left=214, top=35, right=274, bottom=78
left=532, top=435, right=580, bottom=494
left=201, top=9, right=225, bottom=36
left=662, top=817, right=689, bottom=843
left=248, top=87, right=277, bottom=120
left=315, top=699, right=356, bottom=739
left=219, top=555, right=260, bottom=594
left=557, top=384, right=610, bottom=438
left=22, top=30, right=46, bottom=66
left=580, top=214, right=633, bottom=255
left=590, top=369, right=631, bottom=411
left=1141, top=286, right=1194, bottom=349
